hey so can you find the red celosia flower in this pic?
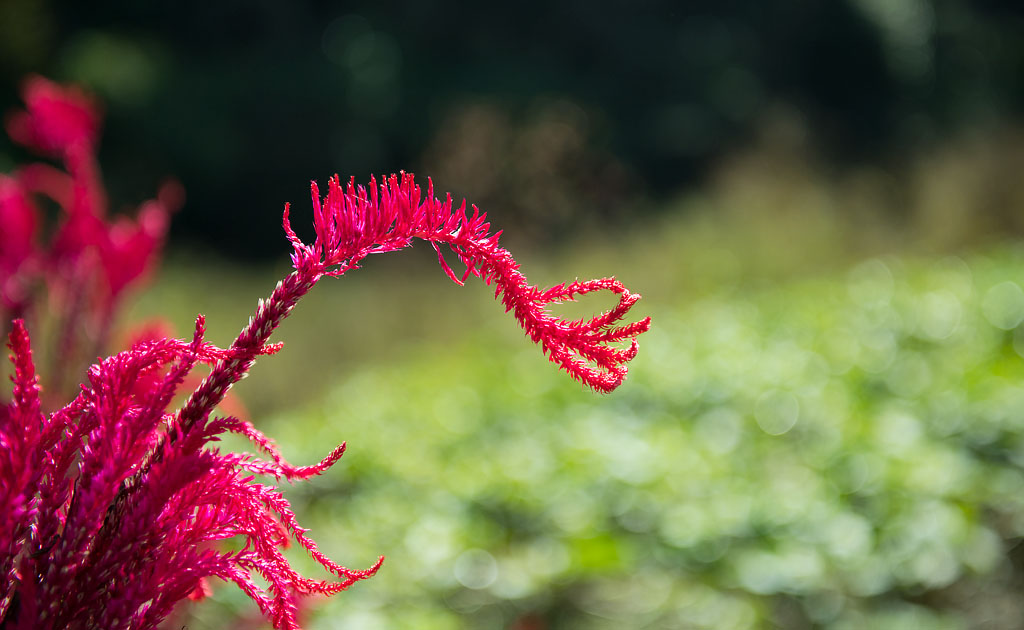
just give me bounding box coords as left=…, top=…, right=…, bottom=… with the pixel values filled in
left=0, top=169, right=648, bottom=629
left=2, top=73, right=651, bottom=630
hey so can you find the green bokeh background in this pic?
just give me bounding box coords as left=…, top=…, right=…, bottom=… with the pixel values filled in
left=6, top=1, right=1024, bottom=628
left=128, top=211, right=1024, bottom=629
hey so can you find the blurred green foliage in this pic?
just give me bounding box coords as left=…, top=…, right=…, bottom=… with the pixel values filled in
left=132, top=203, right=1024, bottom=628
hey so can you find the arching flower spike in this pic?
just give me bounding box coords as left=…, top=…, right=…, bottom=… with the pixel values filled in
left=283, top=173, right=651, bottom=392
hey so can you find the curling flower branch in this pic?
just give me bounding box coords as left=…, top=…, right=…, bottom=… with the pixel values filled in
left=0, top=95, right=649, bottom=629
left=283, top=173, right=651, bottom=392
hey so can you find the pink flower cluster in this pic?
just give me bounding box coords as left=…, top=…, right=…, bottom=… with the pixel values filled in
left=0, top=78, right=649, bottom=629
left=0, top=76, right=180, bottom=394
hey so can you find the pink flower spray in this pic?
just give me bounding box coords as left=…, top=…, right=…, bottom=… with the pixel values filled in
left=0, top=80, right=650, bottom=630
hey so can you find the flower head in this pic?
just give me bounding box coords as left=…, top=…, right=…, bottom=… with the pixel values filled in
left=1, top=154, right=648, bottom=628
left=285, top=173, right=651, bottom=391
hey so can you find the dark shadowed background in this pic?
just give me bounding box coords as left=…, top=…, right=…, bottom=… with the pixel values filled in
left=2, top=0, right=1024, bottom=257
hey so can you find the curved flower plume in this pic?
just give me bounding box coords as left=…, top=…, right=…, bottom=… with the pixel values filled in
left=1, top=167, right=646, bottom=630
left=283, top=173, right=651, bottom=392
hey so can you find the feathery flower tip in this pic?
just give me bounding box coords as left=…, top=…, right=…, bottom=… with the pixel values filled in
left=287, top=172, right=651, bottom=392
